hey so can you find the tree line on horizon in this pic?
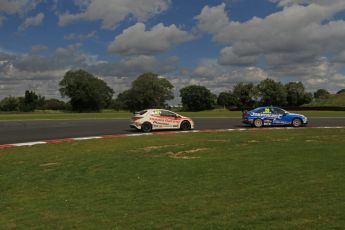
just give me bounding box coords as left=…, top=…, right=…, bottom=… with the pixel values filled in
left=0, top=69, right=343, bottom=112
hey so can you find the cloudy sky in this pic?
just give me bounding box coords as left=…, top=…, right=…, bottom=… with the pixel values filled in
left=1, top=0, right=345, bottom=102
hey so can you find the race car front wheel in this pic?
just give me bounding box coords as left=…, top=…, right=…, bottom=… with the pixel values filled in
left=253, top=119, right=263, bottom=128
left=141, top=122, right=152, bottom=132
left=180, top=121, right=191, bottom=131
left=292, top=118, right=302, bottom=127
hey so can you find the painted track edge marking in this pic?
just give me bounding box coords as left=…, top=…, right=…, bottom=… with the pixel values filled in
left=1, top=126, right=345, bottom=150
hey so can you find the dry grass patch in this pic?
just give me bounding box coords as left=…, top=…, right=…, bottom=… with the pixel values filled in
left=248, top=140, right=259, bottom=143
left=166, top=148, right=209, bottom=160
left=39, top=162, right=58, bottom=167
left=143, top=144, right=184, bottom=152
left=207, top=139, right=229, bottom=143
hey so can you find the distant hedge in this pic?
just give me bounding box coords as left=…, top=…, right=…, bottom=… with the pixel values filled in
left=227, top=106, right=345, bottom=111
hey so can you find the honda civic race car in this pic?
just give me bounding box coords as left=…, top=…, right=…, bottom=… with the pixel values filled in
left=242, top=107, right=308, bottom=128
left=130, top=109, right=194, bottom=132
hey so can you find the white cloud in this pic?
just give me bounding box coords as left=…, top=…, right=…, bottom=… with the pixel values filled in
left=31, top=45, right=48, bottom=53
left=193, top=59, right=269, bottom=83
left=0, top=46, right=179, bottom=99
left=270, top=0, right=344, bottom=7
left=194, top=3, right=229, bottom=35
left=195, top=0, right=345, bottom=92
left=87, top=55, right=178, bottom=77
left=266, top=57, right=345, bottom=92
left=58, top=0, right=170, bottom=29
left=0, top=0, right=41, bottom=14
left=18, top=12, right=44, bottom=31
left=188, top=57, right=345, bottom=94
left=196, top=2, right=345, bottom=66
left=219, top=47, right=258, bottom=66
left=108, top=23, right=194, bottom=55
left=0, top=16, right=5, bottom=27
left=11, top=44, right=97, bottom=72
left=64, top=31, right=97, bottom=41
left=194, top=1, right=345, bottom=92
left=0, top=45, right=106, bottom=98
left=165, top=60, right=270, bottom=104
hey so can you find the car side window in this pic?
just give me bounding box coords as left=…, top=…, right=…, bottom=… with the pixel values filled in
left=160, top=110, right=176, bottom=117
left=273, top=108, right=285, bottom=114
left=255, top=108, right=265, bottom=113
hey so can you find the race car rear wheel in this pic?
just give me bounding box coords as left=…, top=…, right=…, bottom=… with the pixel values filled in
left=253, top=119, right=263, bottom=128
left=180, top=121, right=191, bottom=131
left=292, top=118, right=302, bottom=127
left=141, top=122, right=152, bottom=132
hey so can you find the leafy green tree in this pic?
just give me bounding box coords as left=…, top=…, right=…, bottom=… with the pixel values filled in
left=180, top=85, right=216, bottom=111
left=19, top=90, right=40, bottom=112
left=109, top=98, right=122, bottom=111
left=115, top=73, right=174, bottom=111
left=36, top=95, right=46, bottom=110
left=0, top=96, right=19, bottom=111
left=337, top=89, right=345, bottom=94
left=256, top=79, right=287, bottom=106
left=43, top=99, right=66, bottom=110
left=217, top=91, right=236, bottom=108
left=59, top=69, right=114, bottom=112
left=111, top=90, right=134, bottom=111
left=303, top=92, right=313, bottom=105
left=285, top=82, right=312, bottom=106
left=314, top=89, right=330, bottom=99
left=232, top=83, right=257, bottom=110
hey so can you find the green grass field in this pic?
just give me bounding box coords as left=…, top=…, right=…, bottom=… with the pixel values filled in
left=1, top=128, right=345, bottom=229
left=305, top=93, right=345, bottom=107
left=0, top=109, right=344, bottom=121
left=0, top=110, right=132, bottom=120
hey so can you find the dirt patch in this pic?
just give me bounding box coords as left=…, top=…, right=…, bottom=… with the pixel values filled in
left=247, top=140, right=259, bottom=143
left=305, top=140, right=321, bottom=143
left=143, top=144, right=184, bottom=151
left=183, top=148, right=208, bottom=154
left=166, top=148, right=209, bottom=160
left=270, top=138, right=291, bottom=142
left=40, top=162, right=58, bottom=167
left=207, top=140, right=229, bottom=143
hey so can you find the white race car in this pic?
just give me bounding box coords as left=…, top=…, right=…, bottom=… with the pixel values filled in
left=130, top=109, right=195, bottom=132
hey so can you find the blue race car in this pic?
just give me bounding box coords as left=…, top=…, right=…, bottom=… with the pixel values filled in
left=242, top=107, right=308, bottom=128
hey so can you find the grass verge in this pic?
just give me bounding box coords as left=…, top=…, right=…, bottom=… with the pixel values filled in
left=304, top=93, right=345, bottom=107
left=1, top=128, right=345, bottom=229
left=0, top=109, right=344, bottom=121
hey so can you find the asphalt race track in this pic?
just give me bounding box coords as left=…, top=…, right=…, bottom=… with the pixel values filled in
left=1, top=117, right=345, bottom=144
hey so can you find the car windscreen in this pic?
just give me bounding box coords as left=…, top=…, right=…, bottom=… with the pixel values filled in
left=134, top=110, right=147, bottom=115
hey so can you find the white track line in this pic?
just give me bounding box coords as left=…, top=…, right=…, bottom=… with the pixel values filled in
left=1, top=126, right=345, bottom=150
left=13, top=141, right=47, bottom=147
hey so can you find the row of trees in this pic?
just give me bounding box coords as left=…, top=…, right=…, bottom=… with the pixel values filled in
left=215, top=80, right=313, bottom=111
left=113, top=75, right=340, bottom=111
left=0, top=70, right=113, bottom=112
left=0, top=91, right=67, bottom=112
left=0, top=69, right=342, bottom=112
left=107, top=73, right=338, bottom=111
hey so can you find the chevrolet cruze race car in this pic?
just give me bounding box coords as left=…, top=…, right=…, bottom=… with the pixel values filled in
left=130, top=109, right=194, bottom=132
left=242, top=107, right=308, bottom=128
